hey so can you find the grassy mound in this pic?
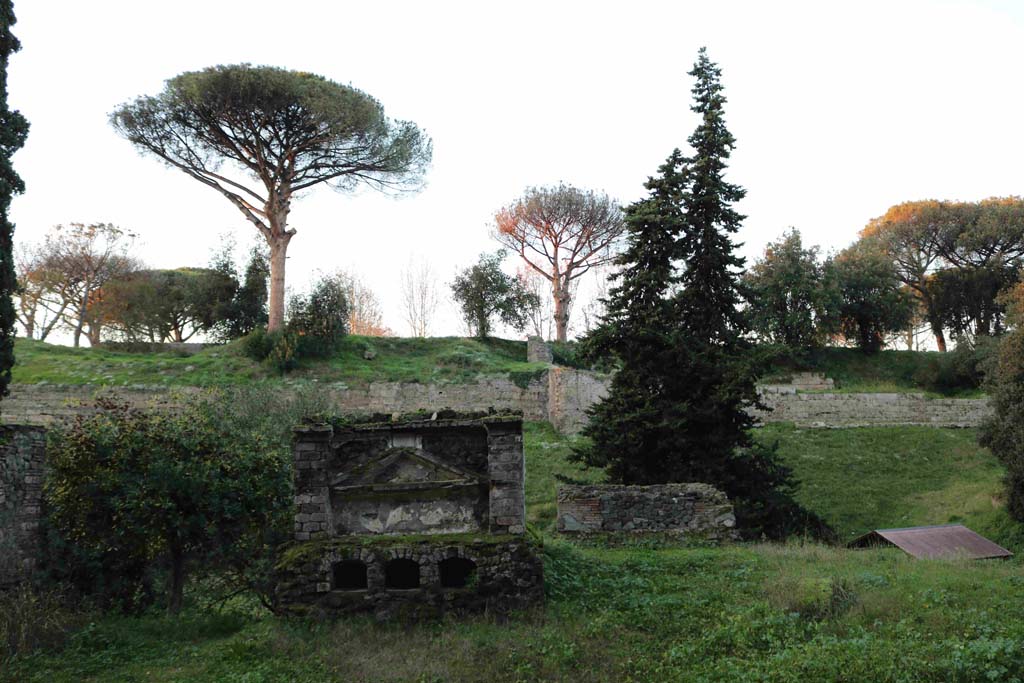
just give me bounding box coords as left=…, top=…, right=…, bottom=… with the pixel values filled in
left=10, top=336, right=546, bottom=387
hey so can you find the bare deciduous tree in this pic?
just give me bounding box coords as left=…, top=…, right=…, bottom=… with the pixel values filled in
left=400, top=257, right=439, bottom=337
left=330, top=270, right=392, bottom=337
left=494, top=184, right=624, bottom=342
left=35, top=223, right=139, bottom=346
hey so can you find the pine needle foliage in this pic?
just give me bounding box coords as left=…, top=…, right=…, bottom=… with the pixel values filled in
left=575, top=49, right=830, bottom=540
left=0, top=0, right=28, bottom=411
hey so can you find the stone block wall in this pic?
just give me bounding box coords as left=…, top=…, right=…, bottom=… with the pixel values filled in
left=276, top=536, right=543, bottom=619
left=0, top=379, right=548, bottom=427
left=754, top=391, right=992, bottom=428
left=0, top=425, right=46, bottom=585
left=0, top=372, right=994, bottom=434
left=0, top=384, right=199, bottom=426
left=556, top=483, right=736, bottom=537
left=546, top=367, right=610, bottom=434
left=527, top=336, right=553, bottom=364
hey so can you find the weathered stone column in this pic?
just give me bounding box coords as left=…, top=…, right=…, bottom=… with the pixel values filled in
left=292, top=424, right=334, bottom=541
left=485, top=419, right=526, bottom=534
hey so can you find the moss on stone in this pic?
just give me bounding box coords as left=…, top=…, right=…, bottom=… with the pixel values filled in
left=277, top=533, right=525, bottom=571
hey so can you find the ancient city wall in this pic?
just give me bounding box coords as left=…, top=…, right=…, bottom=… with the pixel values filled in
left=0, top=371, right=993, bottom=432
left=0, top=425, right=46, bottom=585
left=556, top=483, right=736, bottom=537
left=0, top=377, right=548, bottom=427
left=753, top=390, right=991, bottom=428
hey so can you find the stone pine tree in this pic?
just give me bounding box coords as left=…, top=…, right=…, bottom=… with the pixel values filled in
left=111, top=65, right=431, bottom=333
left=0, top=0, right=28, bottom=409
left=575, top=49, right=828, bottom=540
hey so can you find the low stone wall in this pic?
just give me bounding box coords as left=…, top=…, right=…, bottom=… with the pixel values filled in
left=0, top=378, right=548, bottom=427
left=754, top=391, right=991, bottom=428
left=0, top=373, right=993, bottom=433
left=0, top=425, right=46, bottom=585
left=276, top=536, right=543, bottom=619
left=556, top=483, right=736, bottom=537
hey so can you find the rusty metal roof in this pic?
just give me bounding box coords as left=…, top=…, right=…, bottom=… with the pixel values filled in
left=848, top=524, right=1013, bottom=560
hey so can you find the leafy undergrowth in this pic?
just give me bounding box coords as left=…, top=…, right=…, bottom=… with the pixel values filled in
left=10, top=336, right=546, bottom=388
left=7, top=542, right=1024, bottom=682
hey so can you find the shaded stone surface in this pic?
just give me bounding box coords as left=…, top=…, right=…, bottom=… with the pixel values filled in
left=276, top=535, right=543, bottom=619
left=0, top=425, right=46, bottom=586
left=557, top=483, right=736, bottom=539
left=283, top=413, right=541, bottom=618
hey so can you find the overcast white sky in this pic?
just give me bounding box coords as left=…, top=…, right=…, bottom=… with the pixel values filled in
left=8, top=0, right=1024, bottom=339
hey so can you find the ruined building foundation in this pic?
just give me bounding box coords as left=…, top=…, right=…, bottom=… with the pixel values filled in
left=277, top=412, right=543, bottom=619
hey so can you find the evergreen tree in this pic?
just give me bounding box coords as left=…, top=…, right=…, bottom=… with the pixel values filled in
left=576, top=49, right=829, bottom=539
left=0, top=1, right=28, bottom=410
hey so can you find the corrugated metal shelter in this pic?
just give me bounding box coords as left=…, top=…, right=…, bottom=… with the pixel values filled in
left=848, top=524, right=1013, bottom=559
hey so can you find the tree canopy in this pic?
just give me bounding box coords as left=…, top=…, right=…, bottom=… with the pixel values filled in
left=745, top=229, right=832, bottom=349
left=450, top=251, right=538, bottom=339
left=0, top=0, right=28, bottom=409
left=111, top=64, right=432, bottom=332
left=493, top=184, right=623, bottom=342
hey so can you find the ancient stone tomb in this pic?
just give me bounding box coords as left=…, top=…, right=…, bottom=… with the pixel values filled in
left=277, top=411, right=543, bottom=619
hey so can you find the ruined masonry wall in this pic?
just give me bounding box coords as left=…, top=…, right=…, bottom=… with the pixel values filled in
left=0, top=378, right=547, bottom=426
left=557, top=483, right=736, bottom=537
left=1, top=373, right=993, bottom=433
left=0, top=425, right=46, bottom=585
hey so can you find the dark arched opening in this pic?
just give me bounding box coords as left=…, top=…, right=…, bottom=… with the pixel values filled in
left=385, top=559, right=420, bottom=589
left=332, top=560, right=368, bottom=590
left=439, top=557, right=477, bottom=588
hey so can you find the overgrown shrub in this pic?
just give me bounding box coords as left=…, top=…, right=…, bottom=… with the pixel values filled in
left=913, top=342, right=991, bottom=394
left=0, top=584, right=90, bottom=661
left=287, top=276, right=349, bottom=358
left=43, top=395, right=293, bottom=614
left=238, top=276, right=348, bottom=373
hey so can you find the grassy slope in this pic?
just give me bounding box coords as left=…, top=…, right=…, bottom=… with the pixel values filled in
left=758, top=424, right=1010, bottom=543
left=8, top=423, right=1023, bottom=682
left=13, top=337, right=988, bottom=396
left=764, top=346, right=986, bottom=396
left=10, top=336, right=546, bottom=387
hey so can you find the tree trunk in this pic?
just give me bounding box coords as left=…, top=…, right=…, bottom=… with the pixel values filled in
left=933, top=325, right=947, bottom=353
left=73, top=284, right=89, bottom=348
left=266, top=233, right=292, bottom=333
left=262, top=188, right=295, bottom=334
left=552, top=263, right=570, bottom=343
left=168, top=542, right=185, bottom=615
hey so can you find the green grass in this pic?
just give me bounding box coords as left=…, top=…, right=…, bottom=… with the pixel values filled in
left=757, top=424, right=1010, bottom=544
left=6, top=422, right=1024, bottom=682
left=10, top=336, right=547, bottom=388
left=7, top=542, right=1024, bottom=682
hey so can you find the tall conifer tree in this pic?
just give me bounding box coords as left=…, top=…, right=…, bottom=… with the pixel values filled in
left=0, top=0, right=28, bottom=410
left=576, top=49, right=828, bottom=539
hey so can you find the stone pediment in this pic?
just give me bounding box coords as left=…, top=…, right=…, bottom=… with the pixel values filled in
left=331, top=447, right=481, bottom=492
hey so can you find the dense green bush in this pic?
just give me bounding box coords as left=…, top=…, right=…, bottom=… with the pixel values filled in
left=43, top=395, right=293, bottom=613
left=287, top=276, right=349, bottom=358
left=238, top=276, right=348, bottom=373
left=912, top=341, right=993, bottom=394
